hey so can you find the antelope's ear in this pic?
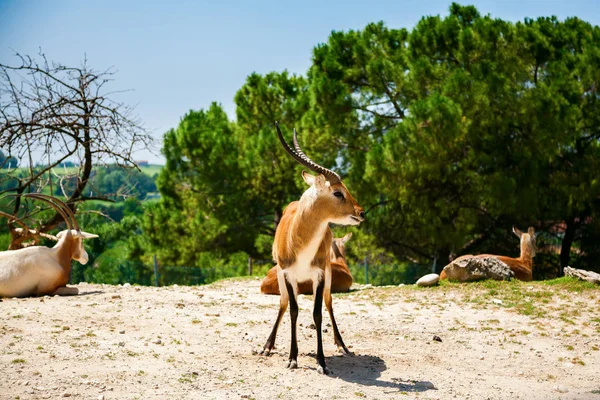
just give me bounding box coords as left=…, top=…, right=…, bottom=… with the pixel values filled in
left=74, top=231, right=99, bottom=239
left=527, top=227, right=535, bottom=236
left=512, top=226, right=523, bottom=238
left=302, top=171, right=327, bottom=190
left=341, top=232, right=353, bottom=243
left=302, top=170, right=315, bottom=186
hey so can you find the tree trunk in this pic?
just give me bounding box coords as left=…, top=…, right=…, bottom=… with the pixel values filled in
left=435, top=248, right=451, bottom=274
left=559, top=218, right=578, bottom=276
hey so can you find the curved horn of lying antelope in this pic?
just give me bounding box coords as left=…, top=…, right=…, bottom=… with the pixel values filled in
left=275, top=122, right=341, bottom=184
left=7, top=194, right=75, bottom=231
left=23, top=193, right=80, bottom=231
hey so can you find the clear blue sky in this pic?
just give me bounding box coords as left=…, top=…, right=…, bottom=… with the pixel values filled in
left=1, top=0, right=599, bottom=164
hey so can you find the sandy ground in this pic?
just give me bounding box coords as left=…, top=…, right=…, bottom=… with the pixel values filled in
left=1, top=278, right=599, bottom=400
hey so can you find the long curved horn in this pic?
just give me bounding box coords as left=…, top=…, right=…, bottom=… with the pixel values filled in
left=275, top=122, right=341, bottom=184
left=23, top=193, right=80, bottom=231
left=8, top=193, right=74, bottom=231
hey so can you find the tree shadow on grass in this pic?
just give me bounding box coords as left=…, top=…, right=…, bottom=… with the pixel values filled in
left=307, top=353, right=436, bottom=393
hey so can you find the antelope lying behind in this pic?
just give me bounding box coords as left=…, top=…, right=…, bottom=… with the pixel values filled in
left=0, top=194, right=98, bottom=298
left=440, top=226, right=536, bottom=281
left=258, top=123, right=365, bottom=375
left=261, top=232, right=354, bottom=295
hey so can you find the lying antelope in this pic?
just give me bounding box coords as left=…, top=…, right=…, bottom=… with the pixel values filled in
left=440, top=226, right=536, bottom=281
left=261, top=232, right=354, bottom=295
left=0, top=193, right=98, bottom=298
left=259, top=123, right=365, bottom=375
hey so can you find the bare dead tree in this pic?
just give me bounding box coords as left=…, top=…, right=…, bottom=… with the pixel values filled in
left=0, top=51, right=154, bottom=248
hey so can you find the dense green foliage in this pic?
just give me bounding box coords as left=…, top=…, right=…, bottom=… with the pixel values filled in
left=3, top=4, right=600, bottom=285
left=140, top=4, right=599, bottom=279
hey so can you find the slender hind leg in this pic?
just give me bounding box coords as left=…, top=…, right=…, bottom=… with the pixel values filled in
left=324, top=267, right=351, bottom=354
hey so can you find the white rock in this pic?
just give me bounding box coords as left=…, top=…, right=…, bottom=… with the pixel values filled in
left=416, top=274, right=440, bottom=287
left=556, top=385, right=569, bottom=393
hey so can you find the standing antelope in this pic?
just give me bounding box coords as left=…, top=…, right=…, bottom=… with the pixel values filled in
left=258, top=123, right=364, bottom=375
left=261, top=232, right=354, bottom=295
left=0, top=193, right=98, bottom=297
left=440, top=226, right=537, bottom=281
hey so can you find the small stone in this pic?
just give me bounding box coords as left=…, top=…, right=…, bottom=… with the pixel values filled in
left=433, top=335, right=442, bottom=342
left=556, top=385, right=569, bottom=393
left=62, top=393, right=72, bottom=397
left=479, top=355, right=485, bottom=360
left=492, top=299, right=503, bottom=305
left=416, top=274, right=440, bottom=287
left=98, top=396, right=105, bottom=400
left=152, top=339, right=162, bottom=345
left=123, top=283, right=131, bottom=287
left=119, top=330, right=125, bottom=334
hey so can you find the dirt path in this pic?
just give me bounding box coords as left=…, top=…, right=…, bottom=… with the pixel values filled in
left=1, top=278, right=599, bottom=399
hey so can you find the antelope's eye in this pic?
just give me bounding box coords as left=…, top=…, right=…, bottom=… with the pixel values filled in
left=333, top=191, right=344, bottom=198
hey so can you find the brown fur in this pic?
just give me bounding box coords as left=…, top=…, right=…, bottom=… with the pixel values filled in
left=260, top=170, right=364, bottom=373
left=440, top=227, right=536, bottom=281
left=261, top=233, right=354, bottom=295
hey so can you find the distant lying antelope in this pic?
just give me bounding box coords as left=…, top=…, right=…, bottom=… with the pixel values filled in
left=440, top=226, right=536, bottom=281
left=0, top=193, right=98, bottom=298
left=258, top=123, right=365, bottom=375
left=261, top=232, right=354, bottom=295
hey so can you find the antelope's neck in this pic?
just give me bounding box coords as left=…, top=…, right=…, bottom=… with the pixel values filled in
left=520, top=238, right=534, bottom=264
left=291, top=205, right=330, bottom=253
left=54, top=236, right=74, bottom=272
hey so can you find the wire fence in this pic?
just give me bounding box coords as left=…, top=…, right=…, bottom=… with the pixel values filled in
left=70, top=256, right=431, bottom=287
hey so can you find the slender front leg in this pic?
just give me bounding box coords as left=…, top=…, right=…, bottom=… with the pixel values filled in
left=313, top=277, right=328, bottom=374
left=284, top=277, right=299, bottom=369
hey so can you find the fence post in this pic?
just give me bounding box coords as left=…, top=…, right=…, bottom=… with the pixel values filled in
left=153, top=254, right=159, bottom=287
left=364, top=256, right=369, bottom=285
left=248, top=257, right=253, bottom=275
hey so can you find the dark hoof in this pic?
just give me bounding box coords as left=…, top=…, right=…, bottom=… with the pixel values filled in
left=259, top=348, right=271, bottom=356
left=286, top=359, right=298, bottom=369
left=317, top=365, right=330, bottom=375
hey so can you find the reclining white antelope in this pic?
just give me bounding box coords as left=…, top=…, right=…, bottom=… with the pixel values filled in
left=258, top=123, right=365, bottom=375
left=0, top=193, right=98, bottom=298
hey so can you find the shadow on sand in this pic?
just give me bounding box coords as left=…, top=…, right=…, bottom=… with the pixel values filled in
left=306, top=353, right=436, bottom=393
